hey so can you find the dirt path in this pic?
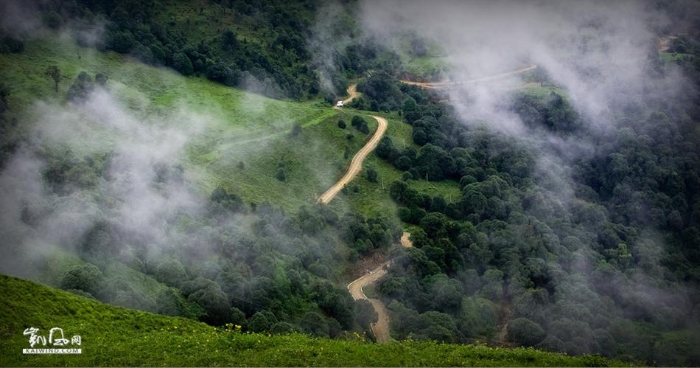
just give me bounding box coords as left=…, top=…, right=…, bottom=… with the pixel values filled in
left=497, top=303, right=513, bottom=345
left=400, top=232, right=413, bottom=247
left=346, top=234, right=412, bottom=343
left=320, top=83, right=388, bottom=204
left=319, top=83, right=403, bottom=341
left=320, top=83, right=411, bottom=342
left=347, top=264, right=391, bottom=342
left=335, top=66, right=536, bottom=342
left=401, top=65, right=537, bottom=89
left=341, top=84, right=359, bottom=106
left=332, top=84, right=359, bottom=111
left=317, top=114, right=388, bottom=204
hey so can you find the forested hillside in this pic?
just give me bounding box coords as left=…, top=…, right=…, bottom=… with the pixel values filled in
left=44, top=0, right=320, bottom=98
left=1, top=0, right=700, bottom=366
left=352, top=24, right=700, bottom=368
left=0, top=0, right=397, bottom=100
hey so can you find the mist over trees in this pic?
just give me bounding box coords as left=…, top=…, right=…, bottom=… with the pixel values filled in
left=4, top=129, right=401, bottom=338
left=352, top=3, right=700, bottom=362
left=0, top=78, right=402, bottom=342
left=369, top=75, right=700, bottom=365
left=1, top=0, right=700, bottom=366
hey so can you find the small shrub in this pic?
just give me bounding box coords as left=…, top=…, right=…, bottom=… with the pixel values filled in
left=276, top=167, right=286, bottom=181
left=351, top=115, right=364, bottom=127
left=95, top=73, right=108, bottom=86
left=290, top=123, right=302, bottom=137
left=366, top=167, right=378, bottom=182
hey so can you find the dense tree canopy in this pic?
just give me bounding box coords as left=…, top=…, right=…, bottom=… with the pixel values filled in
left=360, top=34, right=700, bottom=365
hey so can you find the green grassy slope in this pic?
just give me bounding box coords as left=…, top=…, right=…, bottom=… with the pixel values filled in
left=0, top=34, right=452, bottom=214
left=0, top=35, right=321, bottom=120
left=404, top=55, right=450, bottom=80
left=0, top=275, right=628, bottom=367
left=322, top=110, right=462, bottom=218
left=205, top=109, right=379, bottom=208
left=0, top=35, right=348, bottom=211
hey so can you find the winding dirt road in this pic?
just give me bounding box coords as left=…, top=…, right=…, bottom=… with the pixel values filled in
left=347, top=264, right=391, bottom=342
left=319, top=83, right=413, bottom=342
left=401, top=65, right=537, bottom=89
left=318, top=115, right=387, bottom=204
left=347, top=232, right=413, bottom=343
left=317, top=83, right=403, bottom=341
left=335, top=66, right=536, bottom=342
left=318, top=84, right=387, bottom=204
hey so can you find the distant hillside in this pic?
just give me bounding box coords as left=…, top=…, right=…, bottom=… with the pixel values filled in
left=0, top=275, right=628, bottom=366
left=0, top=0, right=371, bottom=100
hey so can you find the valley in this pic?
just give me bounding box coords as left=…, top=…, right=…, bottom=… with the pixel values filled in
left=1, top=0, right=700, bottom=366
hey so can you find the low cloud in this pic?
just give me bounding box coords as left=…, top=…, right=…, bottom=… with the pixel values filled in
left=356, top=0, right=698, bottom=354
left=0, top=86, right=209, bottom=276
left=0, top=0, right=42, bottom=36
left=359, top=0, right=675, bottom=129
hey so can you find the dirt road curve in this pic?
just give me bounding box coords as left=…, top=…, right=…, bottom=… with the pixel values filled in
left=342, top=84, right=359, bottom=105
left=317, top=114, right=388, bottom=204
left=401, top=65, right=537, bottom=89
left=333, top=84, right=359, bottom=110
left=346, top=235, right=412, bottom=343
left=347, top=264, right=391, bottom=342
left=400, top=232, right=413, bottom=248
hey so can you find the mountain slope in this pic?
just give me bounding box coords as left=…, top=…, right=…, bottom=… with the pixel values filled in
left=0, top=275, right=628, bottom=366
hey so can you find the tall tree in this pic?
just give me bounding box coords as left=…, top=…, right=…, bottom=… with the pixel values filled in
left=45, top=65, right=62, bottom=92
